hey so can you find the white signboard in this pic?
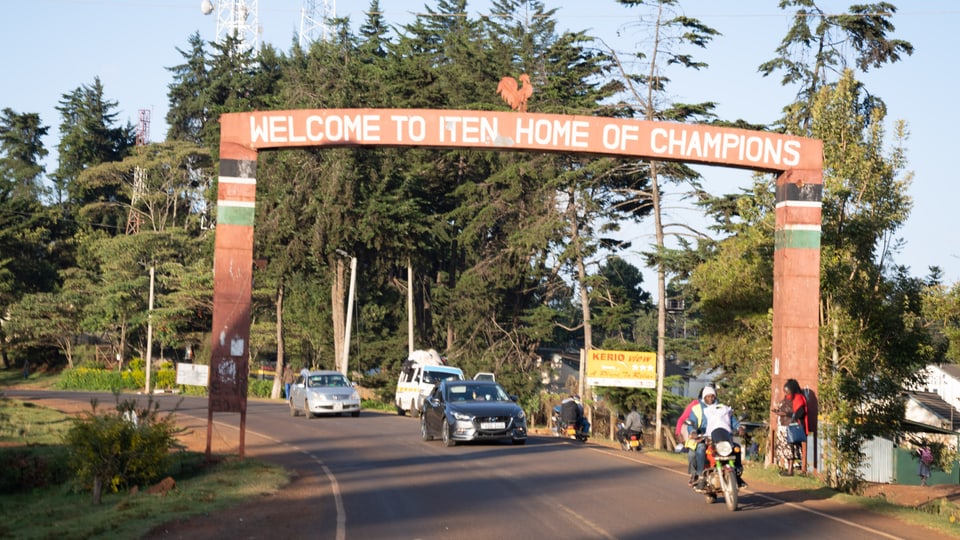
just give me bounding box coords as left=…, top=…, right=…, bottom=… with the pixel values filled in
left=176, top=363, right=209, bottom=387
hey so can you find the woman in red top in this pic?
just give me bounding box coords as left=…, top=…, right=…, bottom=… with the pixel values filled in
left=773, top=378, right=807, bottom=475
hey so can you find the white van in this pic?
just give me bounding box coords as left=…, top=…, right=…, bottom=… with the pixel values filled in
left=395, top=349, right=464, bottom=417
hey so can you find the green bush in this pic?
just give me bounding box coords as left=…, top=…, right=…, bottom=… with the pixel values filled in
left=64, top=393, right=182, bottom=504
left=249, top=378, right=274, bottom=398
left=0, top=446, right=71, bottom=493
left=155, top=367, right=177, bottom=389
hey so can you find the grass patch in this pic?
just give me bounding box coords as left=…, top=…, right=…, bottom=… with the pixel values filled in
left=0, top=367, right=60, bottom=390
left=0, top=457, right=288, bottom=540
left=0, top=391, right=289, bottom=540
left=362, top=398, right=396, bottom=412
left=0, top=396, right=78, bottom=444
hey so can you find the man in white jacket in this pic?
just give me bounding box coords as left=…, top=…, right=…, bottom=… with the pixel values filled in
left=697, top=387, right=746, bottom=488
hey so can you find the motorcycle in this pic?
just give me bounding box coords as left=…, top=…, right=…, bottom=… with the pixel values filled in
left=552, top=405, right=590, bottom=442
left=615, top=421, right=642, bottom=451
left=693, top=428, right=741, bottom=511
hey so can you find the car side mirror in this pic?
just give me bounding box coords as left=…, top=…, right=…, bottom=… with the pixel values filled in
left=510, top=395, right=519, bottom=402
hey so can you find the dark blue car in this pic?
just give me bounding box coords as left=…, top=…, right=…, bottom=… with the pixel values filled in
left=420, top=380, right=527, bottom=446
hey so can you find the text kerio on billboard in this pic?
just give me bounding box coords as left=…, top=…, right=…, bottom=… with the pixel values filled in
left=219, top=109, right=822, bottom=172
left=585, top=349, right=657, bottom=389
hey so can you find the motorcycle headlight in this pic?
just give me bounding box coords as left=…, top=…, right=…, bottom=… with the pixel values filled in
left=715, top=440, right=733, bottom=456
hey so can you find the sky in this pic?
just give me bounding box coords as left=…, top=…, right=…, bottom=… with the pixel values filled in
left=3, top=0, right=958, bottom=291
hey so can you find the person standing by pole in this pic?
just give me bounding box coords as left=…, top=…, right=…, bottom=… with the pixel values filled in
left=283, top=365, right=294, bottom=400
left=773, top=378, right=807, bottom=475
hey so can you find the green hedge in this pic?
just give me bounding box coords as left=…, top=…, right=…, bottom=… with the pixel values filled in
left=56, top=367, right=143, bottom=391
left=53, top=367, right=276, bottom=399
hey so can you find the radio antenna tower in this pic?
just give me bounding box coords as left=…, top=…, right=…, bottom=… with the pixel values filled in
left=201, top=0, right=260, bottom=52
left=299, top=0, right=336, bottom=47
left=126, top=109, right=151, bottom=235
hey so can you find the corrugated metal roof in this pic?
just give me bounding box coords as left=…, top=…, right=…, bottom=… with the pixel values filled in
left=907, top=391, right=960, bottom=431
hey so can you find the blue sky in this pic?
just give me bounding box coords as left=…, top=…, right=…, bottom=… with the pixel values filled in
left=3, top=0, right=957, bottom=289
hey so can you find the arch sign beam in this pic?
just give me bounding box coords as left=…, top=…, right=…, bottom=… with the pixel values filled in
left=208, top=108, right=823, bottom=459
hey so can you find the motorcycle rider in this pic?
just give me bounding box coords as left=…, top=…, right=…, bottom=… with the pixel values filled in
left=698, top=388, right=747, bottom=489
left=560, top=394, right=585, bottom=434
left=677, top=385, right=712, bottom=485
left=617, top=405, right=645, bottom=446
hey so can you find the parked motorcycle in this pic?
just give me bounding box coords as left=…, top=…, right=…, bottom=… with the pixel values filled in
left=693, top=429, right=741, bottom=511
left=615, top=421, right=642, bottom=451
left=552, top=405, right=590, bottom=442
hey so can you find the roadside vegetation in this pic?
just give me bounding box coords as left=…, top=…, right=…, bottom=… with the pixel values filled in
left=0, top=378, right=287, bottom=540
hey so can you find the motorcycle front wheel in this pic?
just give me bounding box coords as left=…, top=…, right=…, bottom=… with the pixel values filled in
left=722, top=467, right=739, bottom=511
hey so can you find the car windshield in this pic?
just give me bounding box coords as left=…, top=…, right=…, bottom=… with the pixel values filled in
left=424, top=370, right=460, bottom=384
left=445, top=383, right=509, bottom=402
left=308, top=374, right=349, bottom=388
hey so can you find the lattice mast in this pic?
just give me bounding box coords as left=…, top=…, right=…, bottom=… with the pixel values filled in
left=206, top=0, right=260, bottom=51
left=126, top=109, right=150, bottom=235
left=299, top=0, right=336, bottom=46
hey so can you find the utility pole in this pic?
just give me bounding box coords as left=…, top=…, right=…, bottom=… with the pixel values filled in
left=407, top=260, right=414, bottom=355
left=144, top=265, right=155, bottom=394
left=335, top=249, right=356, bottom=375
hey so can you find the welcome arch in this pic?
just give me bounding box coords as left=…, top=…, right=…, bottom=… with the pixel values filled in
left=208, top=108, right=823, bottom=458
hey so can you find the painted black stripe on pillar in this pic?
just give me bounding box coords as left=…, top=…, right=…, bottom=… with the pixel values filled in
left=220, top=158, right=257, bottom=179
left=776, top=182, right=822, bottom=204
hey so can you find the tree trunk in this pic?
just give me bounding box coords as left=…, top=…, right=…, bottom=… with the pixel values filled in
left=270, top=281, right=285, bottom=400
left=331, top=257, right=347, bottom=373
left=92, top=476, right=103, bottom=505
left=650, top=162, right=667, bottom=451
left=567, top=187, right=593, bottom=404
left=0, top=324, right=9, bottom=369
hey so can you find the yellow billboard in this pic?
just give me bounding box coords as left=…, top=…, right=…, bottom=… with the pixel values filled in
left=585, top=349, right=657, bottom=388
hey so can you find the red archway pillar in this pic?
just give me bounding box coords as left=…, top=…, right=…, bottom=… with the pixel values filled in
left=769, top=168, right=822, bottom=471
left=206, top=144, right=258, bottom=459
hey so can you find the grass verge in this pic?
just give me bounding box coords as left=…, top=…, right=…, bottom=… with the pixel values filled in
left=0, top=393, right=288, bottom=540
left=0, top=456, right=288, bottom=540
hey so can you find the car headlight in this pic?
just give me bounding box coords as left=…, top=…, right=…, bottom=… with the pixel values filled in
left=350, top=391, right=360, bottom=400
left=452, top=411, right=473, bottom=421
left=516, top=409, right=525, bottom=421
left=715, top=440, right=733, bottom=457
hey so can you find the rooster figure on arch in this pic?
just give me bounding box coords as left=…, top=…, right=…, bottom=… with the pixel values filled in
left=497, top=74, right=533, bottom=112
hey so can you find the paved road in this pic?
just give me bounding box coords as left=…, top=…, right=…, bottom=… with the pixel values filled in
left=7, top=390, right=954, bottom=540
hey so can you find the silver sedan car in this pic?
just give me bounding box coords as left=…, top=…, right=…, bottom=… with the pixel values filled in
left=289, top=370, right=361, bottom=418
